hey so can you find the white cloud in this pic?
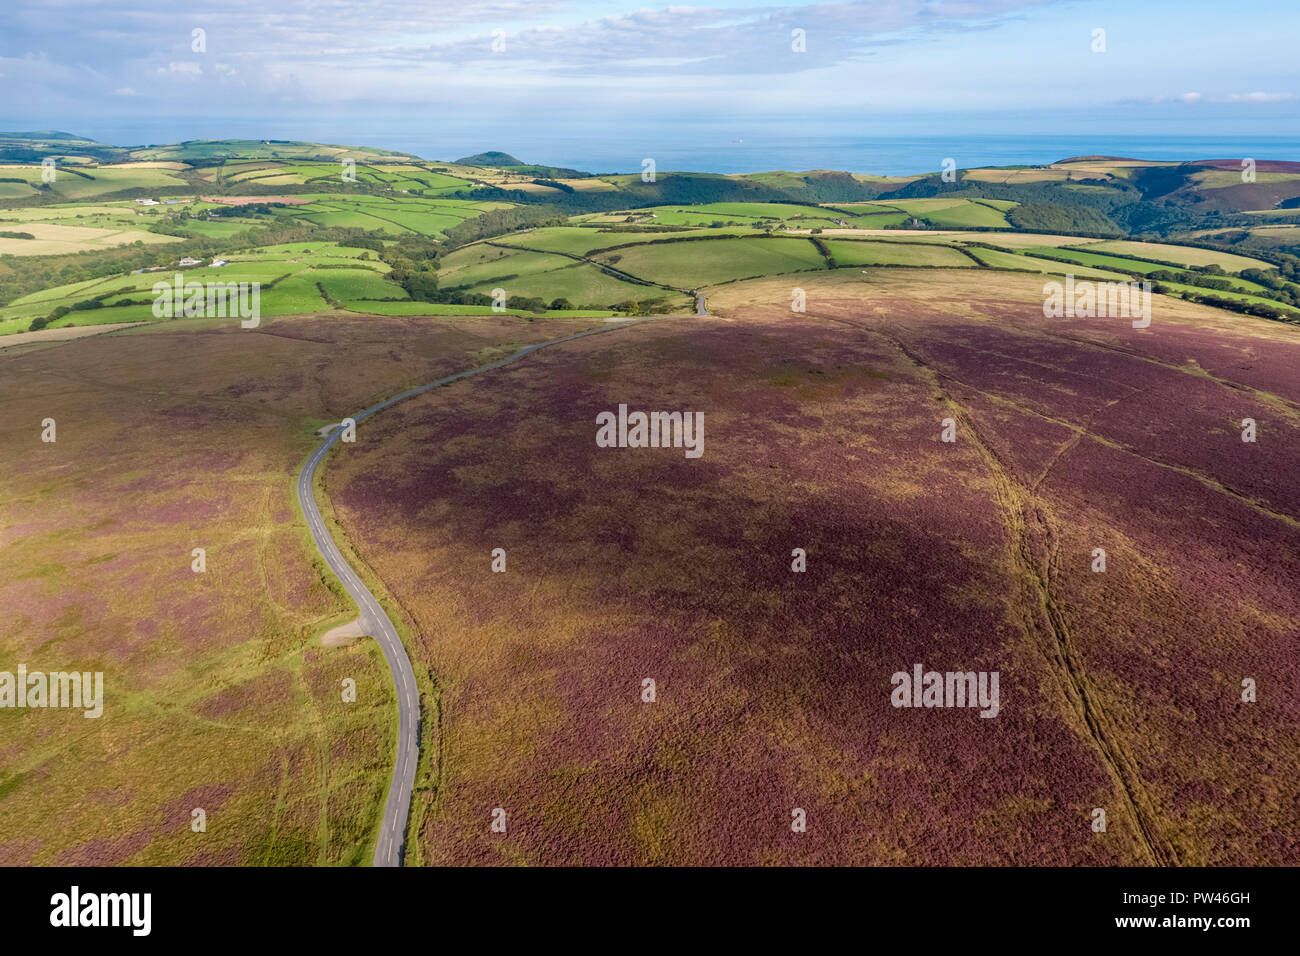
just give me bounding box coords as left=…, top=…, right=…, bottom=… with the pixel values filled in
left=1217, top=91, right=1296, bottom=103
left=1139, top=90, right=1296, bottom=105
left=1, top=0, right=1294, bottom=129
left=367, top=1, right=1053, bottom=77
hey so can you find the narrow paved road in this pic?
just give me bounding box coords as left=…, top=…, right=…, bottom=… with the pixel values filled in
left=296, top=316, right=665, bottom=867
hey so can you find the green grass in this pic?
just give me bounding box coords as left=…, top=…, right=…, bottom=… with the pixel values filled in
left=316, top=269, right=408, bottom=301
left=270, top=196, right=499, bottom=238
left=0, top=302, right=158, bottom=335
left=439, top=239, right=694, bottom=306
left=822, top=240, right=975, bottom=268
left=1, top=203, right=150, bottom=221
left=257, top=274, right=329, bottom=314
left=0, top=251, right=403, bottom=333
left=6, top=189, right=1289, bottom=338
left=962, top=246, right=1130, bottom=279
left=626, top=201, right=910, bottom=231
left=881, top=198, right=1012, bottom=228
left=490, top=227, right=638, bottom=256
left=131, top=139, right=413, bottom=163
left=666, top=201, right=820, bottom=219
left=282, top=206, right=397, bottom=231
left=226, top=241, right=377, bottom=261
left=822, top=213, right=910, bottom=228
left=441, top=247, right=595, bottom=287
left=1021, top=245, right=1280, bottom=293
left=627, top=209, right=748, bottom=227
left=1154, top=280, right=1300, bottom=315
left=1083, top=240, right=1272, bottom=273
left=436, top=242, right=519, bottom=278
left=340, top=300, right=618, bottom=317
left=44, top=303, right=158, bottom=329
left=9, top=274, right=125, bottom=305
left=172, top=219, right=260, bottom=238
left=593, top=236, right=827, bottom=287
left=441, top=246, right=577, bottom=287
left=5, top=272, right=174, bottom=315
left=1019, top=245, right=1173, bottom=275
left=0, top=165, right=190, bottom=200
left=464, top=262, right=676, bottom=307
left=493, top=226, right=761, bottom=256
left=926, top=204, right=1012, bottom=228
left=221, top=161, right=473, bottom=195
left=346, top=207, right=467, bottom=235
left=0, top=182, right=38, bottom=198
left=340, top=300, right=516, bottom=316
left=822, top=201, right=910, bottom=215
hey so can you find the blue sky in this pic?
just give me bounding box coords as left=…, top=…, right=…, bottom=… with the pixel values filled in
left=1, top=0, right=1296, bottom=165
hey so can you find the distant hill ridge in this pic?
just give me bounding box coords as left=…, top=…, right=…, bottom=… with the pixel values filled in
left=1195, top=158, right=1300, bottom=173
left=454, top=151, right=526, bottom=167
left=1056, top=155, right=1151, bottom=163
left=0, top=131, right=96, bottom=142
left=2, top=132, right=1299, bottom=228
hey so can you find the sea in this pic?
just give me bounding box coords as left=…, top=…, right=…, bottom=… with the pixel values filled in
left=426, top=134, right=1300, bottom=177
left=18, top=118, right=1300, bottom=177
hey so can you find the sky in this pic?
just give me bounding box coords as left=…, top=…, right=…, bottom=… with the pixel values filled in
left=1, top=0, right=1297, bottom=169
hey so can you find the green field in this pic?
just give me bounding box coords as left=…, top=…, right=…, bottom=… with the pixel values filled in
left=1019, top=245, right=1174, bottom=275
left=316, top=268, right=407, bottom=301
left=1152, top=279, right=1300, bottom=315
left=592, top=236, right=828, bottom=287
left=439, top=240, right=681, bottom=306
left=0, top=222, right=181, bottom=256
left=130, top=139, right=414, bottom=163
left=3, top=159, right=1295, bottom=337
left=822, top=240, right=975, bottom=268
left=0, top=164, right=190, bottom=200
left=219, top=161, right=473, bottom=195
left=963, top=246, right=1131, bottom=279
left=493, top=226, right=762, bottom=256
left=339, top=299, right=618, bottom=317
left=618, top=200, right=915, bottom=231
left=463, top=262, right=679, bottom=306
left=271, top=196, right=505, bottom=238
left=882, top=198, right=1014, bottom=228
left=0, top=251, right=409, bottom=334
left=171, top=218, right=261, bottom=238
left=1082, top=240, right=1273, bottom=273
left=439, top=245, right=575, bottom=287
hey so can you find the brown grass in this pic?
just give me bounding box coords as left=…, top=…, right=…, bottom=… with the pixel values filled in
left=0, top=310, right=604, bottom=864
left=320, top=269, right=1299, bottom=865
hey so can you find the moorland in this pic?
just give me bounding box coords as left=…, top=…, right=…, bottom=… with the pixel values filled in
left=1, top=132, right=1297, bottom=865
